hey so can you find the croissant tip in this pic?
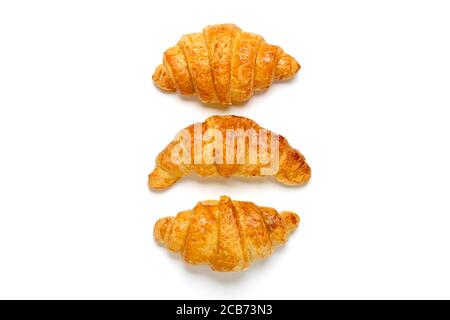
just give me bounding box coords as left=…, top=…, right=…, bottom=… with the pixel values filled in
left=281, top=211, right=300, bottom=233
left=298, top=162, right=312, bottom=184
left=148, top=172, right=165, bottom=190
left=154, top=217, right=173, bottom=245
left=275, top=51, right=301, bottom=81
left=294, top=59, right=301, bottom=74
left=148, top=168, right=180, bottom=190
left=152, top=64, right=176, bottom=92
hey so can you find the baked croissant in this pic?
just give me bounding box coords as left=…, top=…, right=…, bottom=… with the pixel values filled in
left=148, top=115, right=311, bottom=190
left=154, top=196, right=300, bottom=272
left=152, top=24, right=300, bottom=105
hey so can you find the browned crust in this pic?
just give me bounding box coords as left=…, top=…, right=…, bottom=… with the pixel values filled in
left=154, top=196, right=300, bottom=272
left=148, top=115, right=311, bottom=190
left=152, top=24, right=300, bottom=105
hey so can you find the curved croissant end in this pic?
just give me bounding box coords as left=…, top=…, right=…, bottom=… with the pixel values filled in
left=152, top=65, right=176, bottom=92
left=148, top=167, right=180, bottom=190
left=154, top=196, right=300, bottom=272
left=274, top=50, right=301, bottom=81
left=154, top=216, right=174, bottom=245
left=152, top=24, right=301, bottom=105
left=275, top=147, right=312, bottom=185
left=280, top=211, right=301, bottom=234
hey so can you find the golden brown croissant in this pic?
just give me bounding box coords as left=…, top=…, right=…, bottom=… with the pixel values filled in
left=152, top=24, right=300, bottom=105
left=154, top=196, right=300, bottom=272
left=148, top=115, right=311, bottom=190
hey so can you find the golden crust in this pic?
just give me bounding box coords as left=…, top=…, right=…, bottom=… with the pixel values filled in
left=163, top=46, right=194, bottom=95
left=230, top=32, right=262, bottom=103
left=148, top=115, right=311, bottom=190
left=154, top=196, right=300, bottom=272
left=203, top=24, right=241, bottom=104
left=179, top=34, right=218, bottom=103
left=255, top=43, right=281, bottom=90
left=152, top=24, right=300, bottom=105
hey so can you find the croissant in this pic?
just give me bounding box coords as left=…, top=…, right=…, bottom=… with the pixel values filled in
left=148, top=115, right=311, bottom=189
left=152, top=24, right=300, bottom=105
left=154, top=196, right=300, bottom=272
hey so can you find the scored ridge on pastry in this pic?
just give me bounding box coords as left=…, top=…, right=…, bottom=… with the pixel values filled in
left=148, top=115, right=311, bottom=190
left=154, top=195, right=300, bottom=272
left=152, top=24, right=300, bottom=105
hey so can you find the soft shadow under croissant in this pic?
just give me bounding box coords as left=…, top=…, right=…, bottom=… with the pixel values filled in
left=152, top=23, right=300, bottom=105
left=154, top=196, right=300, bottom=272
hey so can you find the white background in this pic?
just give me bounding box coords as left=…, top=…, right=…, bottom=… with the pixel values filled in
left=1, top=0, right=450, bottom=299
